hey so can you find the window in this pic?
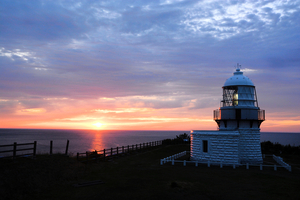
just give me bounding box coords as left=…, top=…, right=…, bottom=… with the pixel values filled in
left=222, top=86, right=238, bottom=107
left=203, top=140, right=208, bottom=153
left=233, top=92, right=238, bottom=106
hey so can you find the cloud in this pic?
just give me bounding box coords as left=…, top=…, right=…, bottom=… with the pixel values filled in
left=181, top=0, right=299, bottom=39
left=0, top=1, right=90, bottom=43
left=0, top=0, right=299, bottom=130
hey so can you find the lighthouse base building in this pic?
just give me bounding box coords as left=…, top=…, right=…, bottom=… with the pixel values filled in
left=191, top=129, right=262, bottom=165
left=190, top=66, right=265, bottom=165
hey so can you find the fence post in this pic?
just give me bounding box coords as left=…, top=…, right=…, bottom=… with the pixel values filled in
left=183, top=160, right=186, bottom=166
left=220, top=163, right=223, bottom=168
left=172, top=159, right=174, bottom=165
left=128, top=145, right=130, bottom=153
left=246, top=163, right=249, bottom=170
left=95, top=150, right=99, bottom=162
left=260, top=164, right=263, bottom=170
left=274, top=165, right=277, bottom=171
left=111, top=148, right=113, bottom=157
left=13, top=142, right=17, bottom=160
left=65, top=140, right=69, bottom=156
left=195, top=161, right=198, bottom=167
left=86, top=151, right=89, bottom=162
left=208, top=161, right=210, bottom=167
left=33, top=141, right=37, bottom=157
left=233, top=164, right=236, bottom=169
left=50, top=140, right=53, bottom=155
left=103, top=149, right=106, bottom=160
left=117, top=147, right=119, bottom=155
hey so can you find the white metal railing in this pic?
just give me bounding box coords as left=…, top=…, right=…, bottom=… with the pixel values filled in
left=160, top=151, right=292, bottom=172
left=213, top=109, right=221, bottom=120
left=160, top=151, right=188, bottom=165
left=273, top=155, right=292, bottom=172
left=213, top=109, right=265, bottom=121
left=258, top=109, right=265, bottom=121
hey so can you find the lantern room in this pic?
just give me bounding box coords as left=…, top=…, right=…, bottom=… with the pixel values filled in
left=214, top=66, right=265, bottom=131
left=222, top=68, right=257, bottom=107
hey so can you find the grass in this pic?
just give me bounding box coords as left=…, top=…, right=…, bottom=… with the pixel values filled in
left=1, top=144, right=300, bottom=200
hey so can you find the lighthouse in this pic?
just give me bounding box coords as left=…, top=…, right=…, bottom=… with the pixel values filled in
left=190, top=64, right=265, bottom=165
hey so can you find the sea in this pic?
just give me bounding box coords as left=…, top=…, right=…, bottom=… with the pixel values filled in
left=0, top=129, right=299, bottom=156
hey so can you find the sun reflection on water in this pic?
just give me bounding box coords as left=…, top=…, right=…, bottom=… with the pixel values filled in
left=89, top=130, right=104, bottom=151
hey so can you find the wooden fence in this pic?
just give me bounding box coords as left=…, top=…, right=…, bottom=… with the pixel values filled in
left=0, top=141, right=37, bottom=159
left=77, top=140, right=163, bottom=162
left=0, top=140, right=70, bottom=159
left=49, top=140, right=70, bottom=155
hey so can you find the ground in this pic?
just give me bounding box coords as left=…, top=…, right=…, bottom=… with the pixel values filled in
left=1, top=144, right=300, bottom=200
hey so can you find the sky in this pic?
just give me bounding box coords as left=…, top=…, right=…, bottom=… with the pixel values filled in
left=0, top=0, right=300, bottom=132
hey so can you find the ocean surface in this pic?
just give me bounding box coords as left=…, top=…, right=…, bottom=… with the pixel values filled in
left=0, top=129, right=299, bottom=156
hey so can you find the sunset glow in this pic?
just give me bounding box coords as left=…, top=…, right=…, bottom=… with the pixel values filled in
left=0, top=1, right=300, bottom=132
left=93, top=122, right=103, bottom=129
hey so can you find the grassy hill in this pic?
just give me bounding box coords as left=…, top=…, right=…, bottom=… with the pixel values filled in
left=1, top=144, right=300, bottom=200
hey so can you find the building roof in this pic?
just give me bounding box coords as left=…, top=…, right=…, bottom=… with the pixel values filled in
left=223, top=68, right=254, bottom=87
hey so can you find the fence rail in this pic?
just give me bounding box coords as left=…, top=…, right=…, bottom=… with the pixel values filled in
left=273, top=154, right=292, bottom=171
left=0, top=141, right=37, bottom=159
left=77, top=140, right=163, bottom=162
left=160, top=151, right=292, bottom=172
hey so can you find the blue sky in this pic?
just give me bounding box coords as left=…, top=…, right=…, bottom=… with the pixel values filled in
left=0, top=0, right=299, bottom=131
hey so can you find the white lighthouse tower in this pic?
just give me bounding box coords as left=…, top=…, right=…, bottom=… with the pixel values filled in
left=190, top=64, right=265, bottom=165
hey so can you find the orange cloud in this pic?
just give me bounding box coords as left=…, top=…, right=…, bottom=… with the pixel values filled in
left=0, top=96, right=299, bottom=132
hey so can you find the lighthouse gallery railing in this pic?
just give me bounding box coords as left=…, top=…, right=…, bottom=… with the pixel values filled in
left=213, top=109, right=265, bottom=121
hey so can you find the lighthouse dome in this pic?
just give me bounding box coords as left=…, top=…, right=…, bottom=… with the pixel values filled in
left=224, top=68, right=254, bottom=87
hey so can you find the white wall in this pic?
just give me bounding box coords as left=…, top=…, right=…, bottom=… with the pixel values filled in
left=191, top=130, right=263, bottom=164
